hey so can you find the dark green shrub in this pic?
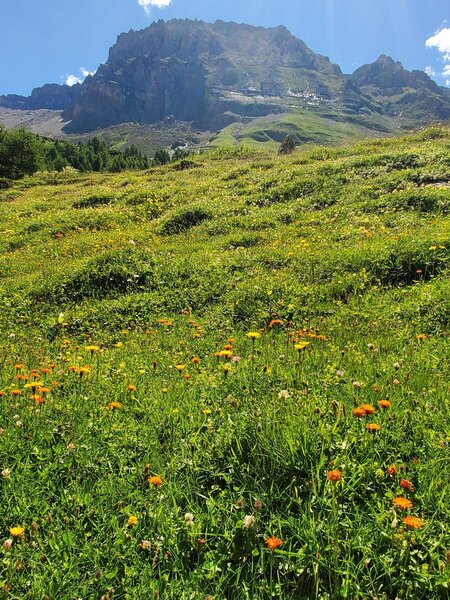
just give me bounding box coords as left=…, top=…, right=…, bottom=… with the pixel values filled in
left=161, top=206, right=213, bottom=234
left=73, top=193, right=114, bottom=209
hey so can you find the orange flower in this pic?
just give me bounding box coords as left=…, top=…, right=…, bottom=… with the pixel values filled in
left=148, top=476, right=163, bottom=487
left=402, top=516, right=422, bottom=529
left=392, top=497, right=413, bottom=510
left=11, top=389, right=22, bottom=396
left=352, top=407, right=366, bottom=418
left=360, top=404, right=375, bottom=415
left=416, top=333, right=427, bottom=341
left=127, top=384, right=137, bottom=392
left=400, top=479, right=415, bottom=492
left=265, top=536, right=283, bottom=551
left=269, top=319, right=283, bottom=328
left=378, top=399, right=391, bottom=409
left=0, top=391, right=6, bottom=397
left=366, top=423, right=381, bottom=432
left=14, top=364, right=25, bottom=370
left=108, top=401, right=122, bottom=409
left=191, top=357, right=201, bottom=364
left=387, top=465, right=397, bottom=476
left=327, top=469, right=342, bottom=482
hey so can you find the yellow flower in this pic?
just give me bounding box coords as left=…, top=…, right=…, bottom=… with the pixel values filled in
left=127, top=516, right=138, bottom=527
left=175, top=364, right=186, bottom=371
left=9, top=526, right=25, bottom=537
left=246, top=332, right=261, bottom=340
left=294, top=342, right=310, bottom=351
left=85, top=345, right=100, bottom=353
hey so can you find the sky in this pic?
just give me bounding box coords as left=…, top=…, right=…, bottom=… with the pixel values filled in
left=0, top=0, right=449, bottom=96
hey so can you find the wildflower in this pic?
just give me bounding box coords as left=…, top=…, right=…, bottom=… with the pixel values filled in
left=108, top=401, right=122, bottom=410
left=387, top=465, right=397, bottom=476
left=360, top=404, right=375, bottom=415
left=352, top=407, right=366, bottom=418
left=232, top=356, right=241, bottom=363
left=184, top=513, right=194, bottom=526
left=336, top=370, right=344, bottom=377
left=3, top=539, right=13, bottom=549
left=327, top=469, right=342, bottom=482
left=24, top=381, right=44, bottom=389
left=10, top=390, right=22, bottom=396
left=148, top=476, right=163, bottom=487
left=175, top=364, right=186, bottom=371
left=269, top=319, right=283, bottom=328
left=378, top=400, right=391, bottom=409
left=0, top=391, right=6, bottom=397
left=294, top=342, right=309, bottom=351
left=139, top=540, right=151, bottom=550
left=243, top=515, right=256, bottom=529
left=86, top=345, right=100, bottom=353
left=127, top=384, right=137, bottom=392
left=352, top=381, right=362, bottom=389
left=392, top=497, right=413, bottom=510
left=1, top=469, right=11, bottom=478
left=265, top=536, right=283, bottom=551
left=416, top=333, right=427, bottom=341
left=197, top=538, right=206, bottom=547
left=14, top=364, right=25, bottom=370
left=278, top=390, right=290, bottom=399
left=254, top=500, right=263, bottom=510
left=201, top=409, right=211, bottom=415
left=402, top=516, right=423, bottom=529
left=393, top=362, right=400, bottom=370
left=366, top=423, right=381, bottom=432
left=400, top=479, right=415, bottom=492
left=127, top=516, right=138, bottom=527
left=246, top=332, right=261, bottom=340
left=9, top=526, right=24, bottom=537
left=191, top=357, right=201, bottom=364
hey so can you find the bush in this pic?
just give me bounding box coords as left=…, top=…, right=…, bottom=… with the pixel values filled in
left=161, top=206, right=213, bottom=235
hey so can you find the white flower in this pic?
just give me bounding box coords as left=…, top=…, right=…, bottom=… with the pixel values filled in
left=278, top=390, right=290, bottom=399
left=243, top=515, right=256, bottom=529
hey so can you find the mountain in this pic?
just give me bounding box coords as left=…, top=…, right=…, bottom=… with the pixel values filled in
left=1, top=19, right=450, bottom=149
left=350, top=54, right=450, bottom=123
left=0, top=83, right=81, bottom=111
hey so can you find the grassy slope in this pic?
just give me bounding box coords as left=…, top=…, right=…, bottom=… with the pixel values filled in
left=0, top=127, right=449, bottom=599
left=209, top=109, right=397, bottom=151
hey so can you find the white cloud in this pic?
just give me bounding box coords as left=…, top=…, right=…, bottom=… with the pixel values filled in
left=426, top=27, right=450, bottom=86
left=65, top=67, right=95, bottom=87
left=424, top=65, right=436, bottom=77
left=426, top=28, right=450, bottom=61
left=66, top=74, right=82, bottom=86
left=138, top=0, right=172, bottom=14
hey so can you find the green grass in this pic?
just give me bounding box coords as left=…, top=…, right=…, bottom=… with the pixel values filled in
left=0, top=127, right=449, bottom=599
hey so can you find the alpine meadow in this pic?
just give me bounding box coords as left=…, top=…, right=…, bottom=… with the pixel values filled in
left=0, top=124, right=449, bottom=599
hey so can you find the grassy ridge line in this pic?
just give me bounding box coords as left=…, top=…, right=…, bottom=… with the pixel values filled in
left=0, top=126, right=449, bottom=598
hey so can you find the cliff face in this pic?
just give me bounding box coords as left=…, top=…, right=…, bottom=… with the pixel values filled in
left=63, top=19, right=344, bottom=133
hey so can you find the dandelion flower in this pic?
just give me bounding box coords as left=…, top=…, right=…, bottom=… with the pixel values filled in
left=378, top=400, right=391, bottom=409
left=265, top=536, right=283, bottom=551
left=402, top=516, right=422, bottom=529
left=294, top=342, right=309, bottom=351
left=148, top=476, right=163, bottom=487
left=360, top=403, right=375, bottom=415
left=246, top=332, right=261, bottom=340
left=352, top=407, right=366, bottom=418
left=9, top=526, right=24, bottom=537
left=108, top=401, right=122, bottom=410
left=327, top=469, right=342, bottom=482
left=127, top=516, right=138, bottom=527
left=392, top=497, right=413, bottom=510
left=400, top=479, right=415, bottom=492
left=366, top=423, right=381, bottom=432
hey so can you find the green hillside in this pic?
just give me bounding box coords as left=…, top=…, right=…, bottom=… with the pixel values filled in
left=0, top=127, right=449, bottom=599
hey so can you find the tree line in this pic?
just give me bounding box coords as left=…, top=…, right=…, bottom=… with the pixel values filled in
left=0, top=127, right=152, bottom=180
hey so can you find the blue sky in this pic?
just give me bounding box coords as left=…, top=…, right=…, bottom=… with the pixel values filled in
left=1, top=0, right=449, bottom=96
